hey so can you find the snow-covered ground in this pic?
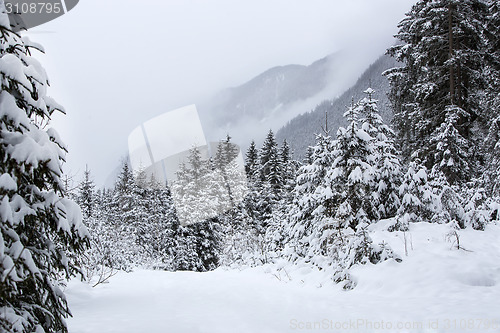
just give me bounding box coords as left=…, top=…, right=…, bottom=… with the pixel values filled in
left=66, top=221, right=500, bottom=333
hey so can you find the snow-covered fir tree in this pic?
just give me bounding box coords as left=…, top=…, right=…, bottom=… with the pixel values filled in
left=385, top=0, right=491, bottom=184
left=220, top=141, right=268, bottom=266
left=264, top=139, right=300, bottom=260
left=252, top=130, right=284, bottom=259
left=172, top=146, right=229, bottom=225
left=112, top=160, right=137, bottom=225
left=484, top=116, right=500, bottom=196
left=214, top=135, right=247, bottom=210
left=358, top=87, right=402, bottom=219
left=77, top=165, right=95, bottom=219
left=216, top=136, right=265, bottom=267
left=462, top=187, right=490, bottom=231
left=322, top=100, right=400, bottom=287
left=280, top=139, right=298, bottom=196
left=170, top=146, right=223, bottom=271
left=484, top=0, right=500, bottom=121
left=142, top=179, right=177, bottom=269
left=108, top=161, right=143, bottom=267
left=259, top=130, right=284, bottom=196
left=0, top=11, right=88, bottom=332
left=285, top=133, right=335, bottom=260
left=244, top=140, right=259, bottom=181
left=428, top=105, right=472, bottom=184
left=286, top=97, right=398, bottom=283
left=390, top=160, right=437, bottom=231
left=326, top=101, right=378, bottom=228
left=241, top=141, right=264, bottom=229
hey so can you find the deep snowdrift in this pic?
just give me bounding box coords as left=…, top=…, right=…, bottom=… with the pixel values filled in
left=66, top=221, right=500, bottom=333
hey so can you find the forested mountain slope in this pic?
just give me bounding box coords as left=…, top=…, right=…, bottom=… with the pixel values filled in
left=276, top=54, right=397, bottom=160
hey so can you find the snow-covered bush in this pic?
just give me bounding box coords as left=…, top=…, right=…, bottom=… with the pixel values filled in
left=333, top=222, right=400, bottom=290
left=463, top=188, right=490, bottom=231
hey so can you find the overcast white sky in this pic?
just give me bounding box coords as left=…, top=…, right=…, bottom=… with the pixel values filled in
left=29, top=0, right=415, bottom=186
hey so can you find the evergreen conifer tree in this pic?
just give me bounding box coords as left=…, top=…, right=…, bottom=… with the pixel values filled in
left=286, top=133, right=335, bottom=259
left=327, top=101, right=377, bottom=228
left=385, top=0, right=490, bottom=184
left=77, top=165, right=95, bottom=219
left=0, top=11, right=88, bottom=332
left=170, top=146, right=223, bottom=271
left=358, top=88, right=402, bottom=219
left=391, top=160, right=437, bottom=231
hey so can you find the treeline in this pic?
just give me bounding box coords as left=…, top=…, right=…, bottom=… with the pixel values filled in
left=74, top=133, right=298, bottom=281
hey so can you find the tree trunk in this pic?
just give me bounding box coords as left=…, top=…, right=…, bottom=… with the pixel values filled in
left=448, top=3, right=455, bottom=105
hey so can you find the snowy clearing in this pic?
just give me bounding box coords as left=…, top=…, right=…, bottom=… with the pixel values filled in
left=66, top=222, right=500, bottom=333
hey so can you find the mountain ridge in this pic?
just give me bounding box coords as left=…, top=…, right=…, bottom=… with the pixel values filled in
left=276, top=54, right=398, bottom=160
left=198, top=53, right=339, bottom=144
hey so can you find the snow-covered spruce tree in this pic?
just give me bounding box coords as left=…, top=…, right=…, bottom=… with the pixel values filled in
left=219, top=202, right=252, bottom=267
left=485, top=0, right=500, bottom=115
left=192, top=217, right=222, bottom=271
left=170, top=158, right=202, bottom=271
left=113, top=164, right=163, bottom=267
left=484, top=116, right=500, bottom=196
left=214, top=135, right=247, bottom=212
left=303, top=146, right=314, bottom=165
left=75, top=166, right=111, bottom=284
left=251, top=130, right=284, bottom=260
left=435, top=181, right=466, bottom=227
left=280, top=139, right=298, bottom=196
left=429, top=106, right=472, bottom=185
left=358, top=88, right=402, bottom=219
left=172, top=146, right=227, bottom=225
left=264, top=140, right=300, bottom=261
left=488, top=0, right=500, bottom=50
left=259, top=130, right=284, bottom=197
left=86, top=187, right=134, bottom=272
left=285, top=133, right=335, bottom=261
left=462, top=187, right=490, bottom=231
left=76, top=165, right=95, bottom=219
left=130, top=168, right=155, bottom=264
left=390, top=160, right=437, bottom=231
left=316, top=103, right=379, bottom=277
left=173, top=223, right=202, bottom=271
left=385, top=0, right=490, bottom=184
left=105, top=161, right=142, bottom=269
left=216, top=137, right=261, bottom=267
left=214, top=135, right=236, bottom=206
left=0, top=12, right=88, bottom=333
left=326, top=101, right=378, bottom=229
left=475, top=1, right=500, bottom=209
left=324, top=101, right=402, bottom=287
left=244, top=140, right=259, bottom=181
left=287, top=102, right=398, bottom=286
left=170, top=146, right=223, bottom=271
left=112, top=160, right=136, bottom=224
left=173, top=218, right=221, bottom=272
left=222, top=141, right=267, bottom=265
left=141, top=180, right=178, bottom=270
left=243, top=140, right=263, bottom=227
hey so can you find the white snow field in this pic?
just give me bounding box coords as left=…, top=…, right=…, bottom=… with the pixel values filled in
left=66, top=221, right=500, bottom=333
